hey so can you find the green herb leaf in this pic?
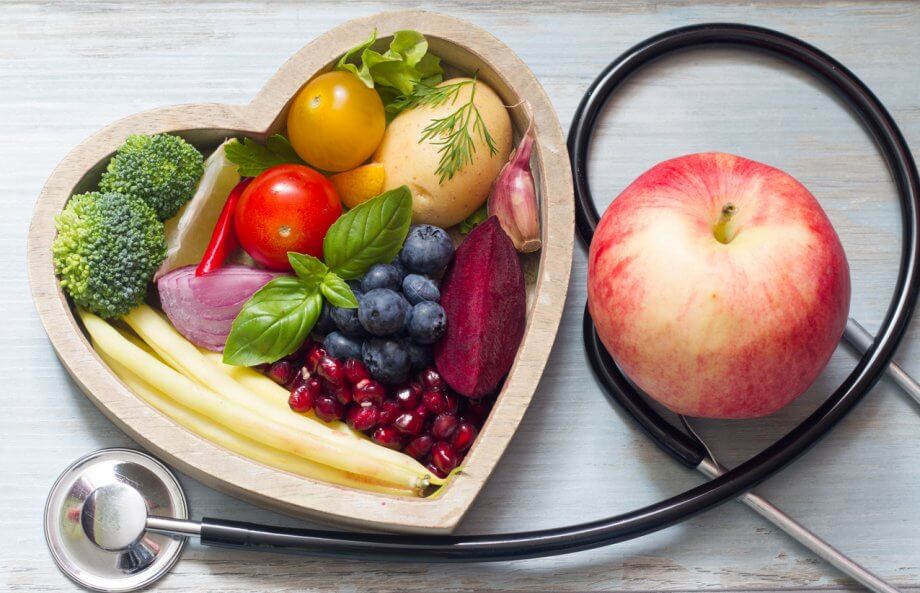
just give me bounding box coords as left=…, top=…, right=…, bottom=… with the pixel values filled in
left=336, top=29, right=444, bottom=114
left=323, top=186, right=413, bottom=279
left=418, top=74, right=498, bottom=183
left=321, top=272, right=359, bottom=308
left=460, top=204, right=489, bottom=235
left=222, top=277, right=322, bottom=366
left=224, top=135, right=304, bottom=177
left=336, top=30, right=378, bottom=87
left=266, top=135, right=303, bottom=165
left=288, top=252, right=327, bottom=291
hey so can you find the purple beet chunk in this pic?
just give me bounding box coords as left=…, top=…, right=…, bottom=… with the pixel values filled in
left=434, top=217, right=526, bottom=397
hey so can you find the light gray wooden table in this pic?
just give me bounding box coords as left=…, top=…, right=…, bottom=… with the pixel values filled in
left=2, top=1, right=919, bottom=591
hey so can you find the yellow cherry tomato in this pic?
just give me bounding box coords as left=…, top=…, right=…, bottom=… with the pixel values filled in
left=287, top=71, right=386, bottom=172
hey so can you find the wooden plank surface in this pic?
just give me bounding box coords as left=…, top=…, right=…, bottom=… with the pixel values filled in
left=2, top=1, right=918, bottom=591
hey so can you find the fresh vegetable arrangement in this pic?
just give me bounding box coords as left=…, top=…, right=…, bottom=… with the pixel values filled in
left=52, top=29, right=542, bottom=494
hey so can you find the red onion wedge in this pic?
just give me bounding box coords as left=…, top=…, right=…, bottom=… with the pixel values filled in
left=157, top=265, right=285, bottom=351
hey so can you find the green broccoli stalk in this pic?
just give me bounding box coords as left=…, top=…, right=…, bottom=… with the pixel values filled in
left=53, top=192, right=167, bottom=319
left=100, top=133, right=204, bottom=221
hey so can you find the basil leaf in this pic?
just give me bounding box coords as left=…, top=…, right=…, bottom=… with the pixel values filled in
left=288, top=252, right=327, bottom=291
left=323, top=186, right=412, bottom=279
left=321, top=272, right=359, bottom=308
left=224, top=134, right=304, bottom=177
left=222, top=277, right=322, bottom=366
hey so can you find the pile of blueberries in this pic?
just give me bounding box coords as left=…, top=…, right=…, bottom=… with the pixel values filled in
left=313, top=224, right=454, bottom=385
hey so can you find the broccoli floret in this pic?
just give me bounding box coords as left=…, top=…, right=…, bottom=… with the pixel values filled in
left=99, top=133, right=204, bottom=221
left=53, top=192, right=167, bottom=319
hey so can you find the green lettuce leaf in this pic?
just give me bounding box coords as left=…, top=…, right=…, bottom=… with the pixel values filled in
left=336, top=29, right=444, bottom=112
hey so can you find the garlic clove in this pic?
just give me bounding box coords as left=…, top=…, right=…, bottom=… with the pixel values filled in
left=488, top=127, right=542, bottom=253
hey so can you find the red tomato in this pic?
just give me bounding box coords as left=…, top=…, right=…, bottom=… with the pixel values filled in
left=234, top=164, right=341, bottom=270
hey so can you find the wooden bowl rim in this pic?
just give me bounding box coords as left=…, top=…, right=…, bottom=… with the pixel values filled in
left=26, top=9, right=574, bottom=533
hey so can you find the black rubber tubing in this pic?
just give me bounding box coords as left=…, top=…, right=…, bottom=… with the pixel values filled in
left=200, top=23, right=920, bottom=561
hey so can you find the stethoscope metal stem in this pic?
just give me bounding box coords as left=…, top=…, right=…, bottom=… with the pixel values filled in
left=146, top=516, right=202, bottom=537
left=680, top=417, right=901, bottom=593
left=845, top=319, right=920, bottom=407
left=679, top=315, right=920, bottom=593
left=695, top=457, right=901, bottom=593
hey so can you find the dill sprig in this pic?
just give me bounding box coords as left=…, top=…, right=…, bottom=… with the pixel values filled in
left=414, top=75, right=499, bottom=183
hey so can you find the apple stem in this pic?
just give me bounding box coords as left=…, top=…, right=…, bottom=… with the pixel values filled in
left=713, top=203, right=737, bottom=244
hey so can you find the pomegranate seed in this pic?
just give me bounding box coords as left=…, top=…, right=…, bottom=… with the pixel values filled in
left=419, top=367, right=445, bottom=391
left=445, top=393, right=459, bottom=414
left=459, top=413, right=483, bottom=429
left=301, top=375, right=322, bottom=398
left=415, top=403, right=432, bottom=420
left=267, top=360, right=295, bottom=385
left=346, top=404, right=379, bottom=431
left=317, top=356, right=344, bottom=385
left=353, top=379, right=386, bottom=406
left=451, top=421, right=477, bottom=453
left=343, top=358, right=370, bottom=384
left=291, top=338, right=313, bottom=363
left=394, top=385, right=420, bottom=410
left=306, top=343, right=326, bottom=372
left=372, top=425, right=403, bottom=450
left=431, top=413, right=459, bottom=441
left=463, top=398, right=491, bottom=425
left=404, top=435, right=433, bottom=460
left=422, top=390, right=451, bottom=414
left=426, top=462, right=447, bottom=479
left=329, top=382, right=352, bottom=405
left=378, top=400, right=401, bottom=425
left=288, top=367, right=310, bottom=391
left=431, top=442, right=458, bottom=474
left=314, top=395, right=343, bottom=422
left=288, top=383, right=317, bottom=413
left=393, top=410, right=425, bottom=435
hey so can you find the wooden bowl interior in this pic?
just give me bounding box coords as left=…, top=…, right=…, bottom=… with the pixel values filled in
left=30, top=10, right=573, bottom=532
left=65, top=33, right=545, bottom=495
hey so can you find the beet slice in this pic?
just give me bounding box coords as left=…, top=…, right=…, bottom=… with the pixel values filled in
left=435, top=217, right=526, bottom=397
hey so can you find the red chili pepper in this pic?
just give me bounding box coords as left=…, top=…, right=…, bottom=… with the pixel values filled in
left=195, top=177, right=253, bottom=276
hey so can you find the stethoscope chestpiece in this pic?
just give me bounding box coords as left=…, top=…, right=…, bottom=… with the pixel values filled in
left=43, top=448, right=188, bottom=592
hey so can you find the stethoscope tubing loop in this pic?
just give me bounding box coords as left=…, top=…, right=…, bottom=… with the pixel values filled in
left=198, top=23, right=918, bottom=562
left=571, top=21, right=920, bottom=548
left=49, top=24, right=919, bottom=567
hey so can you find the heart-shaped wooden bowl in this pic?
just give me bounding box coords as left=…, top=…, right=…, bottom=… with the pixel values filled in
left=27, top=10, right=573, bottom=533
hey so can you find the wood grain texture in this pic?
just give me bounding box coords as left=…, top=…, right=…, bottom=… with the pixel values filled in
left=3, top=0, right=920, bottom=591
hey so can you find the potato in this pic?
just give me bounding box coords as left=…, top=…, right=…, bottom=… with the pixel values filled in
left=374, top=78, right=512, bottom=228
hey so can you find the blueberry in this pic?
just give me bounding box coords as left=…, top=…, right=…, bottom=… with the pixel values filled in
left=404, top=339, right=433, bottom=370
left=323, top=331, right=362, bottom=360
left=331, top=291, right=365, bottom=337
left=361, top=263, right=402, bottom=292
left=407, top=301, right=447, bottom=344
left=346, top=279, right=363, bottom=292
left=313, top=301, right=337, bottom=336
left=402, top=274, right=440, bottom=304
left=358, top=288, right=407, bottom=336
left=391, top=257, right=407, bottom=283
left=399, top=225, right=454, bottom=274
left=394, top=293, right=412, bottom=336
left=362, top=338, right=410, bottom=384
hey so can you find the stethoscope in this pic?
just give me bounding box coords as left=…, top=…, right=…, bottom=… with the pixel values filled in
left=44, top=23, right=920, bottom=593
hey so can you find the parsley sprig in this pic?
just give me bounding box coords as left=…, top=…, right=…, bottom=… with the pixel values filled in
left=410, top=75, right=499, bottom=183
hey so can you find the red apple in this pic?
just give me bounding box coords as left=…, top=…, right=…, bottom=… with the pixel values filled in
left=587, top=153, right=850, bottom=419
